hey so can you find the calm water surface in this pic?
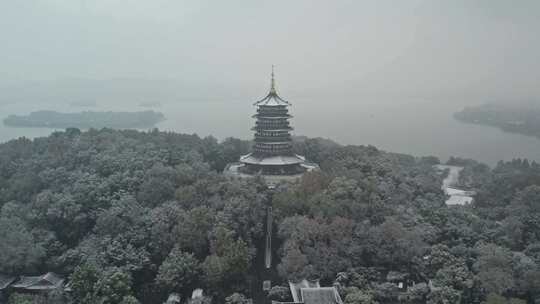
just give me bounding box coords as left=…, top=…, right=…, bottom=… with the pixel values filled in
left=1, top=98, right=539, bottom=166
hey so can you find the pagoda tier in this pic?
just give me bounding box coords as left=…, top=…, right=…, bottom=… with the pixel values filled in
left=254, top=134, right=291, bottom=142
left=251, top=103, right=294, bottom=156
left=252, top=106, right=292, bottom=118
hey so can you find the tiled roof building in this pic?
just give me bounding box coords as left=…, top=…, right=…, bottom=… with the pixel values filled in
left=301, top=287, right=343, bottom=304
left=0, top=275, right=16, bottom=291
left=273, top=280, right=343, bottom=304
left=12, top=272, right=64, bottom=291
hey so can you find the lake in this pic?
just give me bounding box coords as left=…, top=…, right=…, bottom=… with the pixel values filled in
left=1, top=97, right=540, bottom=167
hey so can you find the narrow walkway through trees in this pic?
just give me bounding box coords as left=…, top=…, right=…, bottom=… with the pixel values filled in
left=265, top=207, right=273, bottom=270
left=252, top=194, right=278, bottom=304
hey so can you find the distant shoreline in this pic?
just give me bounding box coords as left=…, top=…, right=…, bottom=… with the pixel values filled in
left=3, top=110, right=166, bottom=129
left=454, top=103, right=540, bottom=139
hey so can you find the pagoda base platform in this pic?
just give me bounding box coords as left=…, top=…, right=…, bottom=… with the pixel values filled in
left=224, top=161, right=319, bottom=188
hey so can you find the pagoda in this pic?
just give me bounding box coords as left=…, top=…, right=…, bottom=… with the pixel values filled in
left=225, top=67, right=318, bottom=185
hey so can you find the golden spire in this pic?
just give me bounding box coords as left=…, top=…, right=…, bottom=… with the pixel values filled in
left=270, top=65, right=276, bottom=94
left=253, top=65, right=290, bottom=105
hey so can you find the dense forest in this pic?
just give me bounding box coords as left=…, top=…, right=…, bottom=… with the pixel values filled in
left=0, top=128, right=539, bottom=304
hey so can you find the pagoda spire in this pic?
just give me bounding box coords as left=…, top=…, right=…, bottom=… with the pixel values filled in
left=253, top=65, right=291, bottom=105
left=270, top=65, right=277, bottom=94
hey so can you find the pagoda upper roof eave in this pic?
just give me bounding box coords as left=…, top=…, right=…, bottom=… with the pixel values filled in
left=253, top=92, right=291, bottom=106
left=252, top=114, right=293, bottom=119
left=239, top=153, right=306, bottom=166
left=254, top=141, right=292, bottom=145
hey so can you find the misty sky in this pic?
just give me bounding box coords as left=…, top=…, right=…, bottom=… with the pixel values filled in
left=1, top=0, right=540, bottom=101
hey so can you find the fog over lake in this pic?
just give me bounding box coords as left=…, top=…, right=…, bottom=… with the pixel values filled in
left=1, top=0, right=540, bottom=166
left=2, top=91, right=540, bottom=166
left=3, top=3, right=540, bottom=303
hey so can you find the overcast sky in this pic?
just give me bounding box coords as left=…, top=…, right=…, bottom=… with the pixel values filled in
left=1, top=0, right=539, bottom=101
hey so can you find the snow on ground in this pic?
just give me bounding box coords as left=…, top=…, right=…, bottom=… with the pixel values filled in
left=446, top=195, right=474, bottom=205
left=434, top=165, right=475, bottom=206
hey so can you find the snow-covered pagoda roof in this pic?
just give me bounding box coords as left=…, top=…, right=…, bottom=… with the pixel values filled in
left=240, top=153, right=305, bottom=166
left=253, top=66, right=291, bottom=106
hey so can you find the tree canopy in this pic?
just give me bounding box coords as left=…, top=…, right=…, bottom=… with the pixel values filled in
left=0, top=129, right=539, bottom=303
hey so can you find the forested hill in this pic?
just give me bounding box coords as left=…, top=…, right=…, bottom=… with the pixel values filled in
left=454, top=103, right=540, bottom=138
left=3, top=110, right=165, bottom=129
left=0, top=129, right=539, bottom=304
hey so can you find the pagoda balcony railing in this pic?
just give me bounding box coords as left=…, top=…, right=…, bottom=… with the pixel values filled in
left=252, top=114, right=292, bottom=119
left=254, top=135, right=291, bottom=142
left=256, top=130, right=290, bottom=136
left=255, top=120, right=290, bottom=126
left=255, top=141, right=292, bottom=146
left=257, top=104, right=287, bottom=109
left=256, top=109, right=289, bottom=115
left=256, top=108, right=289, bottom=112
left=255, top=117, right=289, bottom=122
left=253, top=148, right=294, bottom=155
left=254, top=121, right=291, bottom=127
left=256, top=107, right=289, bottom=113
left=252, top=126, right=293, bottom=131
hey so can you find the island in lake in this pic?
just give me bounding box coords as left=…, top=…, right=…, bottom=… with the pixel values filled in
left=3, top=110, right=165, bottom=129
left=454, top=103, right=540, bottom=138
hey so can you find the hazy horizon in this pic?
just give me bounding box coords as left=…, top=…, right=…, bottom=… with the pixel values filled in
left=2, top=3, right=540, bottom=302
left=2, top=0, right=540, bottom=166
left=1, top=0, right=540, bottom=103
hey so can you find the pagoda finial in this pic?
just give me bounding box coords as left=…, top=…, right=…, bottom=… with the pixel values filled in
left=253, top=65, right=290, bottom=105
left=270, top=65, right=276, bottom=94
